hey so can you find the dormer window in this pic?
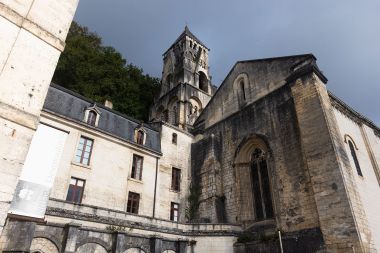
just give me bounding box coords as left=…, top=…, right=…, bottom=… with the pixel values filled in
left=87, top=111, right=97, bottom=126
left=134, top=128, right=146, bottom=145
left=84, top=105, right=101, bottom=127
left=136, top=130, right=144, bottom=145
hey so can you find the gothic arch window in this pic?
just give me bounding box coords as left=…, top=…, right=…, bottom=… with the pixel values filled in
left=234, top=73, right=249, bottom=106
left=199, top=71, right=208, bottom=93
left=345, top=138, right=363, bottom=177
left=239, top=79, right=246, bottom=101
left=173, top=106, right=178, bottom=125
left=166, top=74, right=173, bottom=89
left=250, top=148, right=274, bottom=221
left=163, top=110, right=169, bottom=122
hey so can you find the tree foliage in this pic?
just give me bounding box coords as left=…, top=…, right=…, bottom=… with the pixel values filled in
left=53, top=21, right=160, bottom=121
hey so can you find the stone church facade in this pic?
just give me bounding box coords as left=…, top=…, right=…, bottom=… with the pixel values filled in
left=1, top=1, right=380, bottom=253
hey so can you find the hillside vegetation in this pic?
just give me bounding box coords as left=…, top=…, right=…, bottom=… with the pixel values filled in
left=53, top=21, right=160, bottom=121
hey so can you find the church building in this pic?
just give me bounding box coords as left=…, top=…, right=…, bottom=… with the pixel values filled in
left=0, top=3, right=379, bottom=252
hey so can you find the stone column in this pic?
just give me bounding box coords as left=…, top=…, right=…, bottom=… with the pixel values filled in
left=177, top=239, right=188, bottom=253
left=0, top=0, right=79, bottom=237
left=290, top=71, right=367, bottom=252
left=0, top=220, right=35, bottom=252
left=62, top=223, right=81, bottom=253
left=150, top=236, right=163, bottom=253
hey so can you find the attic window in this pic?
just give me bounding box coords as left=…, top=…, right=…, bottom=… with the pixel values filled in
left=87, top=111, right=97, bottom=126
left=84, top=106, right=100, bottom=127
left=135, top=128, right=146, bottom=145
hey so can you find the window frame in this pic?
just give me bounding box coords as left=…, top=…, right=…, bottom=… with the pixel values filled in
left=250, top=148, right=274, bottom=221
left=348, top=140, right=363, bottom=177
left=170, top=202, right=179, bottom=222
left=136, top=129, right=145, bottom=145
left=66, top=177, right=85, bottom=204
left=75, top=136, right=94, bottom=166
left=86, top=110, right=97, bottom=126
left=131, top=154, right=144, bottom=180
left=171, top=167, right=181, bottom=192
left=127, top=191, right=140, bottom=214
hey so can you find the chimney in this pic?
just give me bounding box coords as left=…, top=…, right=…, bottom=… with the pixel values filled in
left=104, top=100, right=113, bottom=109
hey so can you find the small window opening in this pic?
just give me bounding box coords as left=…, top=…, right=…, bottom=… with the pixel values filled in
left=172, top=133, right=177, bottom=144
left=348, top=140, right=363, bottom=176
left=199, top=71, right=208, bottom=93
left=170, top=202, right=179, bottom=222
left=240, top=80, right=246, bottom=101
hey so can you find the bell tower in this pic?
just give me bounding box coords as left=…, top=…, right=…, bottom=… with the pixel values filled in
left=160, top=26, right=211, bottom=97
left=151, top=26, right=214, bottom=130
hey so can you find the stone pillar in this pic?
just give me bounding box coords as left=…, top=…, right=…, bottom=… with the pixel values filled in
left=111, top=232, right=125, bottom=253
left=0, top=220, right=35, bottom=252
left=177, top=239, right=188, bottom=253
left=0, top=0, right=79, bottom=237
left=290, top=71, right=367, bottom=252
left=62, top=223, right=81, bottom=253
left=150, top=236, right=163, bottom=253
left=0, top=0, right=78, bottom=237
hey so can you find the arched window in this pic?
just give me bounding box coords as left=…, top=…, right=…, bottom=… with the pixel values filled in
left=173, top=106, right=178, bottom=125
left=239, top=80, right=246, bottom=101
left=87, top=110, right=97, bottom=126
left=163, top=110, right=169, bottom=122
left=251, top=148, right=274, bottom=221
left=166, top=74, right=173, bottom=88
left=199, top=71, right=208, bottom=93
left=136, top=130, right=145, bottom=145
left=348, top=140, right=363, bottom=176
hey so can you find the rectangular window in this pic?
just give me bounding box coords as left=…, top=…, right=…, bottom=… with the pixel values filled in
left=66, top=177, right=85, bottom=203
left=171, top=167, right=181, bottom=191
left=75, top=136, right=93, bottom=166
left=170, top=202, right=179, bottom=222
left=127, top=192, right=140, bottom=214
left=131, top=154, right=144, bottom=180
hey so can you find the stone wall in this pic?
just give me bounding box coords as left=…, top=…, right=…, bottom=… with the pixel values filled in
left=192, top=83, right=320, bottom=234
left=332, top=103, right=380, bottom=251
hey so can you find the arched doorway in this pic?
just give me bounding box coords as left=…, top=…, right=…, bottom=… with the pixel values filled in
left=198, top=71, right=208, bottom=93
left=30, top=238, right=59, bottom=253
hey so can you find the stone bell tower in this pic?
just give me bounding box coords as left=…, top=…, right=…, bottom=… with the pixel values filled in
left=150, top=26, right=214, bottom=130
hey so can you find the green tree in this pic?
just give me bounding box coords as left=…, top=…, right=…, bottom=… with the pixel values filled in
left=53, top=21, right=160, bottom=121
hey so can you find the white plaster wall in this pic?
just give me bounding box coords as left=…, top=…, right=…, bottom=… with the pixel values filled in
left=0, top=16, right=19, bottom=70
left=43, top=114, right=159, bottom=217
left=0, top=29, right=60, bottom=116
left=333, top=108, right=380, bottom=251
left=0, top=0, right=34, bottom=17
left=26, top=0, right=79, bottom=42
left=188, top=236, right=236, bottom=253
left=156, top=124, right=193, bottom=221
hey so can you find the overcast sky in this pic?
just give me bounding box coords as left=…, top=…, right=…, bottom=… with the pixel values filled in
left=74, top=0, right=379, bottom=125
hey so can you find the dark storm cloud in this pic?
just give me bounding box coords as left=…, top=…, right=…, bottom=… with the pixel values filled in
left=74, top=0, right=380, bottom=124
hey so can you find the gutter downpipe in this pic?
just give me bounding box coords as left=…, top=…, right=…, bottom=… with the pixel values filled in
left=152, top=157, right=159, bottom=218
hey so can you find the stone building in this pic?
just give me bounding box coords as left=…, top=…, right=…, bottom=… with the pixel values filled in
left=1, top=2, right=380, bottom=252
